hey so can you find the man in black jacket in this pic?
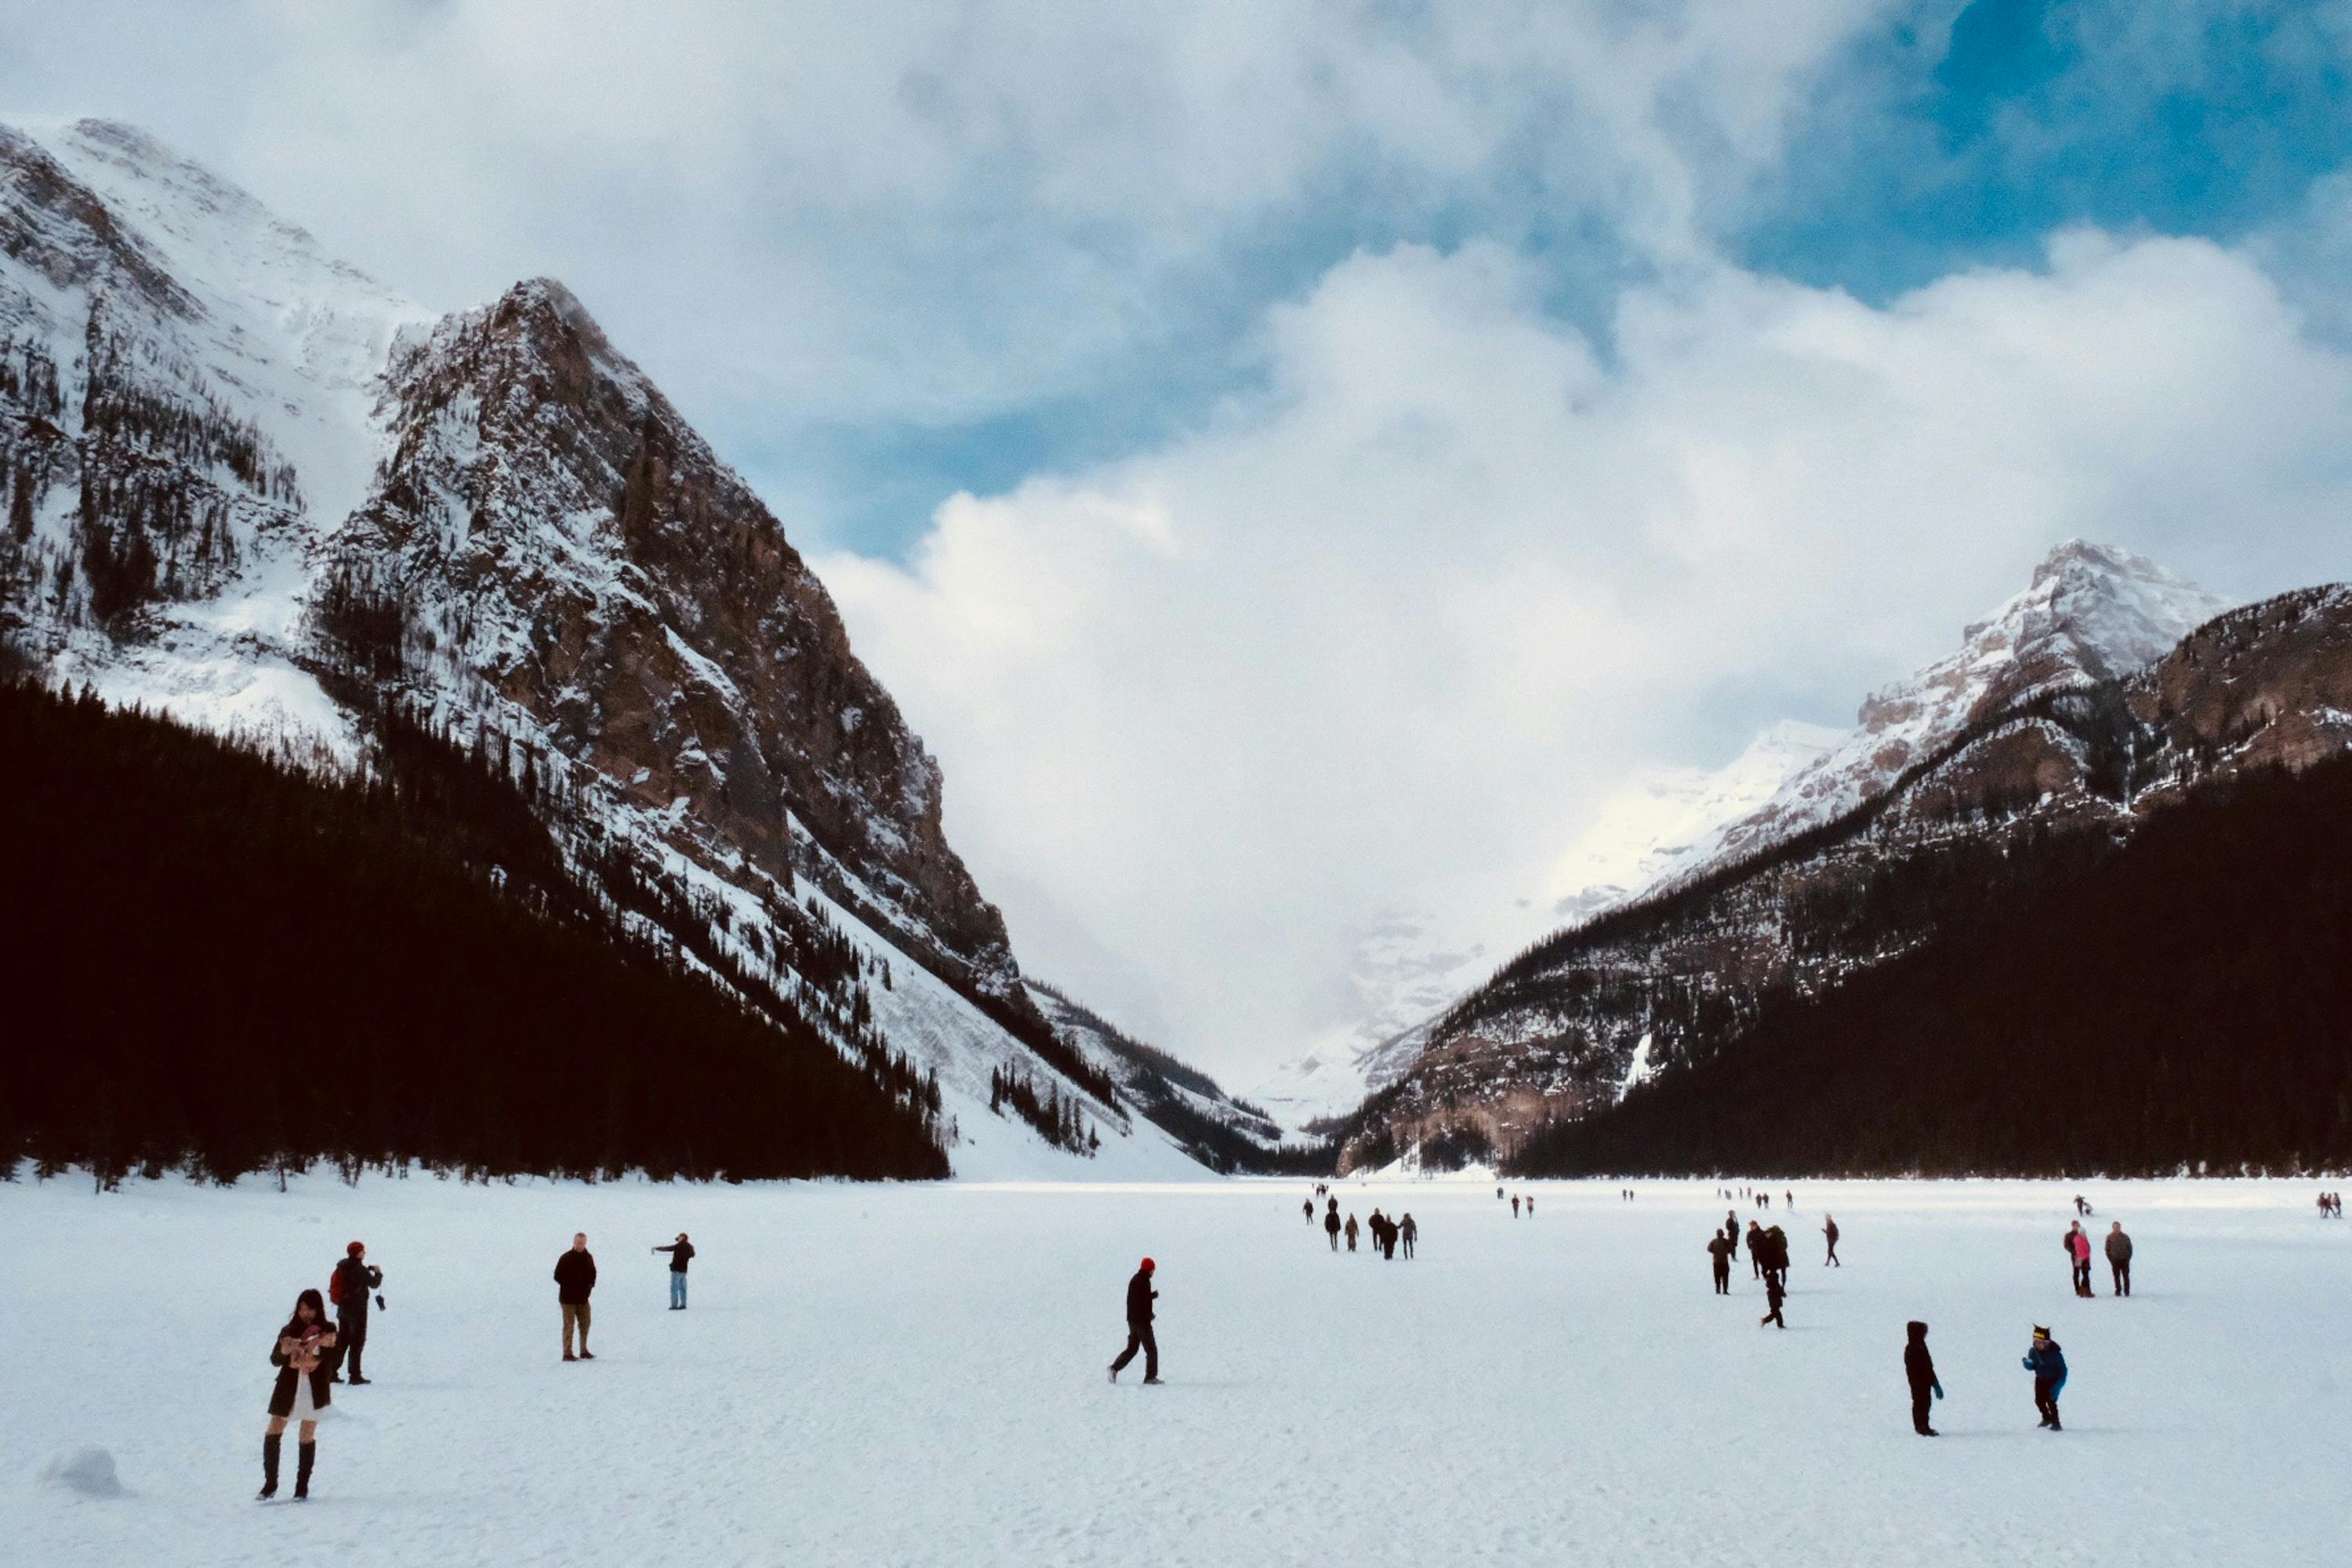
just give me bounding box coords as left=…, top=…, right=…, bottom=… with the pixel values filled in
left=1905, top=1321, right=1943, bottom=1436
left=653, top=1232, right=695, bottom=1309
left=2104, top=1221, right=2133, bottom=1297
left=556, top=1232, right=597, bottom=1362
left=1107, top=1258, right=1160, bottom=1385
left=329, top=1242, right=384, bottom=1384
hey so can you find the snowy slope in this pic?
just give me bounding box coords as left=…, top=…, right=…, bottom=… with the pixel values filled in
left=1253, top=722, right=1835, bottom=1130
left=1686, top=540, right=2230, bottom=882
left=0, top=118, right=1181, bottom=1179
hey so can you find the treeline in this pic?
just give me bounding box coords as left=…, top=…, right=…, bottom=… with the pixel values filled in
left=988, top=1065, right=1099, bottom=1156
left=0, top=673, right=947, bottom=1185
left=1024, top=981, right=1334, bottom=1174
left=1507, top=753, right=2352, bottom=1178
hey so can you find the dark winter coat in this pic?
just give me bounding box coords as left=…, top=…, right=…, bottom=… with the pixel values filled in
left=2104, top=1231, right=2132, bottom=1264
left=267, top=1326, right=336, bottom=1418
left=656, top=1241, right=696, bottom=1274
left=1707, top=1236, right=1733, bottom=1266
left=1125, top=1269, right=1157, bottom=1327
left=555, top=1249, right=598, bottom=1304
left=2024, top=1339, right=2067, bottom=1388
left=1904, top=1323, right=1938, bottom=1390
left=1764, top=1277, right=1787, bottom=1308
left=331, top=1257, right=382, bottom=1316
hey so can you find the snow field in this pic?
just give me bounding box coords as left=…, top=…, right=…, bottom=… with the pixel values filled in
left=1, top=1175, right=2345, bottom=1566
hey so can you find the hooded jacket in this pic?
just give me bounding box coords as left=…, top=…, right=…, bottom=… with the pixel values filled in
left=1904, top=1322, right=1940, bottom=1391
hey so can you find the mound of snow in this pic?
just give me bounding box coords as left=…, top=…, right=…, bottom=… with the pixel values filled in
left=37, top=1446, right=123, bottom=1498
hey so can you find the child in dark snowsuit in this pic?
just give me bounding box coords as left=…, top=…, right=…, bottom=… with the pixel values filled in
left=1904, top=1321, right=1943, bottom=1436
left=2024, top=1327, right=2067, bottom=1431
left=1759, top=1275, right=1786, bottom=1328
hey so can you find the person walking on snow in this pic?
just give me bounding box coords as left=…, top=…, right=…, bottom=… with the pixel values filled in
left=328, top=1242, right=382, bottom=1385
left=1747, top=1220, right=1765, bottom=1279
left=1725, top=1213, right=1740, bottom=1259
left=2065, top=1222, right=2093, bottom=1298
left=556, top=1232, right=598, bottom=1361
left=2103, top=1222, right=2132, bottom=1297
left=1399, top=1214, right=1417, bottom=1258
left=1512, top=1195, right=1521, bottom=1218
left=1325, top=1206, right=1341, bottom=1252
left=653, top=1232, right=695, bottom=1309
left=1526, top=1194, right=1535, bottom=1215
left=1708, top=1229, right=1733, bottom=1294
left=2024, top=1327, right=2067, bottom=1430
left=1760, top=1272, right=1787, bottom=1328
left=1345, top=1214, right=1360, bottom=1252
left=1822, top=1214, right=1841, bottom=1267
left=259, top=1288, right=337, bottom=1501
left=1108, top=1258, right=1161, bottom=1384
left=1304, top=1198, right=1315, bottom=1225
left=1904, top=1321, right=1944, bottom=1436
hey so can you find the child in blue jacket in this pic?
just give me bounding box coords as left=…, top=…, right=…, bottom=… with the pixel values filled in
left=2024, top=1327, right=2067, bottom=1431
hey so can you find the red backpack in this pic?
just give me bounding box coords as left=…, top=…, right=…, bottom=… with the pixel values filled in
left=328, top=1265, right=346, bottom=1305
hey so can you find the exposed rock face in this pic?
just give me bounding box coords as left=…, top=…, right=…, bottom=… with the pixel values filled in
left=2, top=116, right=1197, bottom=1176
left=1338, top=571, right=2352, bottom=1173
left=1690, top=540, right=2229, bottom=881
left=336, top=280, right=1019, bottom=995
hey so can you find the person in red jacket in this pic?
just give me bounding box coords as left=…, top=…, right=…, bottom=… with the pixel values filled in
left=1107, top=1258, right=1161, bottom=1384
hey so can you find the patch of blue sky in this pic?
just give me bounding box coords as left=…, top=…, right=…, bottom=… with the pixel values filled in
left=1740, top=0, right=2352, bottom=299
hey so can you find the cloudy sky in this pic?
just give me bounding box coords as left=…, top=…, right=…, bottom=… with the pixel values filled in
left=9, top=2, right=2352, bottom=1077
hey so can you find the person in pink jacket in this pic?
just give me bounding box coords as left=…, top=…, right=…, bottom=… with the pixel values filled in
left=2065, top=1221, right=2093, bottom=1297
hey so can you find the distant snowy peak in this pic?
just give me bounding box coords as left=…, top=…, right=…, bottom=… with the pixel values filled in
left=1544, top=719, right=1842, bottom=924
left=1692, top=540, right=2232, bottom=877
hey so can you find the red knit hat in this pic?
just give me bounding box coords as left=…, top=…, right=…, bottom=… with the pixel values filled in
left=347, top=1241, right=365, bottom=1256
left=1140, top=1257, right=1156, bottom=1272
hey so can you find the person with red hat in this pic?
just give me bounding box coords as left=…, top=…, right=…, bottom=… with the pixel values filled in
left=1107, top=1257, right=1161, bottom=1385
left=328, top=1242, right=383, bottom=1385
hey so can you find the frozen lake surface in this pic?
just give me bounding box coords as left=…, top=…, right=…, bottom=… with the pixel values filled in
left=2, top=1173, right=2345, bottom=1566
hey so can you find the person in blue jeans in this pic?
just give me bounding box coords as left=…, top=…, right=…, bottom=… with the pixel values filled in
left=2024, top=1326, right=2067, bottom=1431
left=653, top=1233, right=695, bottom=1309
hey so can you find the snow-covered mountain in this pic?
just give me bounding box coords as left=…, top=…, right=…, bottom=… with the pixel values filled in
left=0, top=118, right=1205, bottom=1179
left=1250, top=720, right=1839, bottom=1130
left=1678, top=540, right=2229, bottom=887
left=1327, top=544, right=2352, bottom=1171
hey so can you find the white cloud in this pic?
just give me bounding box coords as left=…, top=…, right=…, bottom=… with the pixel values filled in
left=0, top=1, right=1897, bottom=472
left=822, top=230, right=2352, bottom=1075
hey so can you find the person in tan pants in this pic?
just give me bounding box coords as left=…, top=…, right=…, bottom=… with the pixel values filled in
left=555, top=1232, right=597, bottom=1361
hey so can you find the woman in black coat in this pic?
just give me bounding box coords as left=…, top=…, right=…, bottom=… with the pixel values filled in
left=260, top=1287, right=338, bottom=1500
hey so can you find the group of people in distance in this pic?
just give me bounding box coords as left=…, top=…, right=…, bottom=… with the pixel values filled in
left=1305, top=1192, right=1418, bottom=1258
left=2064, top=1219, right=2136, bottom=1297
left=255, top=1230, right=694, bottom=1501
left=2318, top=1191, right=2343, bottom=1218
left=1498, top=1188, right=1536, bottom=1217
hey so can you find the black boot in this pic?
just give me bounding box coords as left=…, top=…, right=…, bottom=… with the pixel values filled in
left=258, top=1433, right=281, bottom=1500
left=294, top=1441, right=315, bottom=1500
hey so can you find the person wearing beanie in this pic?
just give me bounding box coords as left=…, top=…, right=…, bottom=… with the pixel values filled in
left=1108, top=1258, right=1161, bottom=1385
left=1904, top=1321, right=1943, bottom=1436
left=2024, top=1327, right=2067, bottom=1430
left=328, top=1242, right=383, bottom=1385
